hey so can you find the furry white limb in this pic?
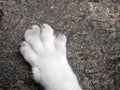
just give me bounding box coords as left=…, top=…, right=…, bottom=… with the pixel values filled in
left=20, top=24, right=82, bottom=90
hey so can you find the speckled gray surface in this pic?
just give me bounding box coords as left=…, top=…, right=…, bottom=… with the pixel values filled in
left=0, top=0, right=120, bottom=90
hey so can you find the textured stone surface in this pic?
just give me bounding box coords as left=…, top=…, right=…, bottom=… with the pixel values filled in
left=0, top=0, right=120, bottom=90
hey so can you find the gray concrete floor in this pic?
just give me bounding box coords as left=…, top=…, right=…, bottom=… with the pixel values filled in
left=0, top=0, right=120, bottom=90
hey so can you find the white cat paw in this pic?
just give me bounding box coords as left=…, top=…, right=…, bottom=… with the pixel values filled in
left=20, top=24, right=81, bottom=90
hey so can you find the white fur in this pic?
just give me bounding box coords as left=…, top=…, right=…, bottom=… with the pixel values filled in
left=20, top=24, right=82, bottom=90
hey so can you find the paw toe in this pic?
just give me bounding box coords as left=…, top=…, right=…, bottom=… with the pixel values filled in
left=31, top=25, right=40, bottom=31
left=42, top=23, right=54, bottom=35
left=57, top=34, right=67, bottom=43
left=40, top=24, right=55, bottom=49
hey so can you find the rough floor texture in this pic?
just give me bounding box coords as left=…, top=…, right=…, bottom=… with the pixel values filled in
left=0, top=0, right=120, bottom=90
